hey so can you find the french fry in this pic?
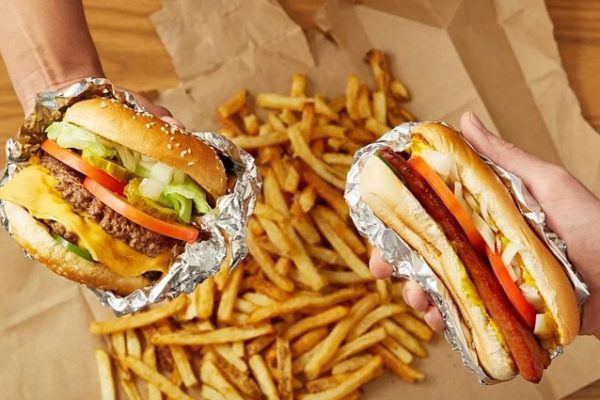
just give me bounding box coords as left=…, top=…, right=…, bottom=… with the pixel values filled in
left=311, top=209, right=372, bottom=280
left=314, top=96, right=339, bottom=121
left=234, top=297, right=256, bottom=314
left=348, top=304, right=406, bottom=340
left=196, top=278, right=215, bottom=319
left=246, top=274, right=291, bottom=301
left=281, top=223, right=326, bottom=291
left=211, top=348, right=263, bottom=399
left=280, top=109, right=298, bottom=126
left=217, top=264, right=245, bottom=322
left=125, top=330, right=142, bottom=358
left=218, top=89, right=247, bottom=119
left=244, top=292, right=277, bottom=307
left=291, top=74, right=307, bottom=97
left=357, top=84, right=372, bottom=119
left=120, top=370, right=143, bottom=400
left=331, top=354, right=373, bottom=375
left=213, top=344, right=249, bottom=373
left=95, top=349, right=116, bottom=400
left=364, top=117, right=390, bottom=136
left=366, top=49, right=390, bottom=92
left=290, top=201, right=321, bottom=245
left=141, top=328, right=162, bottom=400
left=276, top=338, right=293, bottom=400
left=390, top=79, right=410, bottom=101
left=90, top=296, right=188, bottom=335
left=305, top=245, right=344, bottom=265
left=327, top=327, right=386, bottom=368
left=288, top=126, right=345, bottom=190
left=283, top=164, right=301, bottom=193
left=200, top=358, right=244, bottom=400
left=243, top=113, right=260, bottom=135
left=153, top=325, right=273, bottom=346
left=321, top=270, right=370, bottom=285
left=392, top=313, right=435, bottom=342
left=249, top=354, right=280, bottom=400
left=156, top=321, right=198, bottom=388
left=381, top=336, right=413, bottom=365
left=313, top=206, right=366, bottom=255
left=306, top=372, right=353, bottom=393
left=233, top=130, right=289, bottom=149
left=291, top=328, right=329, bottom=358
left=345, top=75, right=361, bottom=120
left=254, top=202, right=285, bottom=223
left=380, top=319, right=427, bottom=358
left=312, top=125, right=346, bottom=140
left=300, top=104, right=316, bottom=139
left=327, top=137, right=361, bottom=154
left=370, top=345, right=424, bottom=383
left=202, top=385, right=226, bottom=400
left=124, top=356, right=193, bottom=400
left=275, top=257, right=291, bottom=277
left=257, top=93, right=308, bottom=111
left=328, top=95, right=346, bottom=113
left=268, top=111, right=287, bottom=132
left=249, top=286, right=366, bottom=323
left=110, top=332, right=129, bottom=379
left=376, top=279, right=391, bottom=304
left=303, top=293, right=379, bottom=379
left=322, top=153, right=354, bottom=166
left=372, top=90, right=387, bottom=124
left=247, top=231, right=295, bottom=292
left=257, top=217, right=292, bottom=256
left=299, top=356, right=382, bottom=400
left=283, top=306, right=349, bottom=340
left=347, top=127, right=376, bottom=144
left=247, top=335, right=276, bottom=357
left=302, top=168, right=348, bottom=219
left=298, top=186, right=317, bottom=212
left=263, top=168, right=290, bottom=217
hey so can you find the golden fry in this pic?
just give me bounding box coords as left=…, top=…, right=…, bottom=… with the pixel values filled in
left=217, top=265, right=244, bottom=323
left=392, top=313, right=434, bottom=342
left=345, top=74, right=361, bottom=120
left=218, top=89, right=248, bottom=119
left=152, top=325, right=273, bottom=346
left=249, top=354, right=280, bottom=400
left=283, top=306, right=349, bottom=340
left=370, top=345, right=424, bottom=383
left=232, top=130, right=289, bottom=149
left=200, top=358, right=244, bottom=400
left=291, top=74, right=307, bottom=97
left=380, top=319, right=427, bottom=358
left=257, top=93, right=308, bottom=111
left=291, top=328, right=329, bottom=358
left=276, top=338, right=293, bottom=400
left=95, top=349, right=116, bottom=400
left=124, top=356, right=193, bottom=400
left=331, top=354, right=373, bottom=375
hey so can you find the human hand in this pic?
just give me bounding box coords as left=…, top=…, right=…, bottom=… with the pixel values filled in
left=369, top=111, right=600, bottom=335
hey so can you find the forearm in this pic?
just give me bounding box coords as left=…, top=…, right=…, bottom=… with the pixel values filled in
left=0, top=0, right=104, bottom=113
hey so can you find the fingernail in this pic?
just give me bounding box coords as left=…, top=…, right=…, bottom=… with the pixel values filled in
left=469, top=112, right=485, bottom=131
left=403, top=289, right=416, bottom=308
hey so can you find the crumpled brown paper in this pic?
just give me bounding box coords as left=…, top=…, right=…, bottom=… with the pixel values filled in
left=1, top=0, right=599, bottom=399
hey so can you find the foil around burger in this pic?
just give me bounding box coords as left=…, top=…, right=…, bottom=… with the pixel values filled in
left=0, top=77, right=260, bottom=314
left=344, top=121, right=589, bottom=384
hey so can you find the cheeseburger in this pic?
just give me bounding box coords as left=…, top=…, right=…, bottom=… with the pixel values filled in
left=0, top=98, right=227, bottom=295
left=359, top=123, right=579, bottom=382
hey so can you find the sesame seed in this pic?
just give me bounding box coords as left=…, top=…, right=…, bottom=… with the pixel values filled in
left=169, top=136, right=175, bottom=142
left=187, top=161, right=195, bottom=166
left=167, top=144, right=172, bottom=150
left=132, top=116, right=137, bottom=120
left=180, top=150, right=188, bottom=157
left=100, top=102, right=107, bottom=109
left=174, top=143, right=181, bottom=148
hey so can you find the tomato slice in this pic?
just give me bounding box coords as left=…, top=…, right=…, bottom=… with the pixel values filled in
left=486, top=247, right=536, bottom=328
left=41, top=140, right=126, bottom=194
left=83, top=177, right=200, bottom=242
left=408, top=156, right=486, bottom=255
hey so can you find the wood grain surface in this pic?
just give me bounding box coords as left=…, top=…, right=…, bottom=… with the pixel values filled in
left=0, top=1, right=598, bottom=398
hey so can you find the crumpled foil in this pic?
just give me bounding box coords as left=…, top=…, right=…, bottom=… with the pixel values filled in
left=344, top=121, right=590, bottom=384
left=0, top=78, right=260, bottom=314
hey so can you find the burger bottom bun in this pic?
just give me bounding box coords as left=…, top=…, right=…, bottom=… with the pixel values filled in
left=360, top=156, right=517, bottom=380
left=4, top=201, right=150, bottom=296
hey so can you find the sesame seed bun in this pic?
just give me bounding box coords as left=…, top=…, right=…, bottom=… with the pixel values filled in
left=63, top=98, right=227, bottom=199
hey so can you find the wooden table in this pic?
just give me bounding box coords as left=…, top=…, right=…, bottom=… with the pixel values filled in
left=0, top=1, right=597, bottom=398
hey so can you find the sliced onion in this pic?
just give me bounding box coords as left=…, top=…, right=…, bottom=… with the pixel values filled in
left=453, top=182, right=471, bottom=213
left=472, top=212, right=496, bottom=252
left=519, top=282, right=545, bottom=311
left=139, top=178, right=164, bottom=201
left=505, top=262, right=519, bottom=282
left=464, top=192, right=480, bottom=214
left=172, top=169, right=185, bottom=184
left=420, top=149, right=455, bottom=181
left=501, top=241, right=521, bottom=268
left=114, top=144, right=140, bottom=172
left=150, top=162, right=174, bottom=184
left=480, top=199, right=490, bottom=222
left=533, top=313, right=555, bottom=338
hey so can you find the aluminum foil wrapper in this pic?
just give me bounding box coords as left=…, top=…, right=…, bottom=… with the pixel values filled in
left=0, top=78, right=260, bottom=314
left=345, top=121, right=589, bottom=384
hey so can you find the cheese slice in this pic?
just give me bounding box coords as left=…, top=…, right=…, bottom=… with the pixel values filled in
left=0, top=165, right=171, bottom=277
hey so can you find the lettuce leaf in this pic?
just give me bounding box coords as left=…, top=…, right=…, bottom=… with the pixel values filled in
left=46, top=121, right=115, bottom=158
left=160, top=176, right=212, bottom=220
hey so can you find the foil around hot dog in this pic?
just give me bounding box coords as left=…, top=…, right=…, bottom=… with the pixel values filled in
left=0, top=77, right=260, bottom=315
left=344, top=121, right=589, bottom=384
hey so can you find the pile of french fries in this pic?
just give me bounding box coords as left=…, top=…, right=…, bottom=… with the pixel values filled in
left=92, top=50, right=434, bottom=400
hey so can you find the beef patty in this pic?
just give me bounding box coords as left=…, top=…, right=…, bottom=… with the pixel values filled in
left=40, top=153, right=177, bottom=257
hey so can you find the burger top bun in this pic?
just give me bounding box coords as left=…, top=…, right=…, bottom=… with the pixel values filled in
left=64, top=98, right=227, bottom=199
left=413, top=123, right=579, bottom=344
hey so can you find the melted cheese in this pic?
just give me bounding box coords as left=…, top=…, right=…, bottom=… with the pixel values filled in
left=0, top=165, right=171, bottom=277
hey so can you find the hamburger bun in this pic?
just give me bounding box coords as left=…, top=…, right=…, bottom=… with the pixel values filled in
left=63, top=98, right=227, bottom=199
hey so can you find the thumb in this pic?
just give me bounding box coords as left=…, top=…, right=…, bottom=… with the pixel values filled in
left=459, top=112, right=550, bottom=184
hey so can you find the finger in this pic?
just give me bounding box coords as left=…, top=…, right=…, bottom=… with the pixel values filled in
left=459, top=112, right=551, bottom=185
left=369, top=249, right=393, bottom=279
left=424, top=306, right=445, bottom=332
left=402, top=280, right=429, bottom=312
